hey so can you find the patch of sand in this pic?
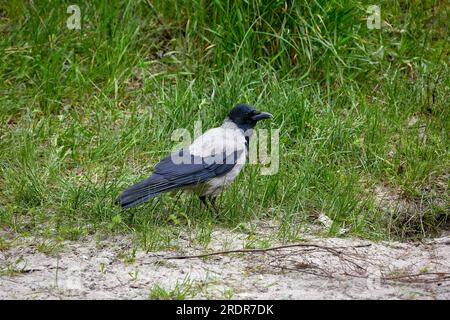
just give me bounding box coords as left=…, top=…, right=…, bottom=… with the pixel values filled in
left=0, top=228, right=449, bottom=299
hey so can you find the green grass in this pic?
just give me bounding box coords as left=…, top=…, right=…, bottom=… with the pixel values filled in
left=148, top=276, right=208, bottom=300
left=0, top=0, right=448, bottom=248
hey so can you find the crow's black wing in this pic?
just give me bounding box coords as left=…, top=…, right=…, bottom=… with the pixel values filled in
left=118, top=148, right=242, bottom=208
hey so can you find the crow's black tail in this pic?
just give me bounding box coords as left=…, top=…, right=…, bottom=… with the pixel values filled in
left=116, top=174, right=175, bottom=209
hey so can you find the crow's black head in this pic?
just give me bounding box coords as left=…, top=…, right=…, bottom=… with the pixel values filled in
left=228, top=104, right=272, bottom=130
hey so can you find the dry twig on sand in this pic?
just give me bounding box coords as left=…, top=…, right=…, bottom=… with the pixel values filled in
left=163, top=243, right=372, bottom=260
left=162, top=242, right=450, bottom=285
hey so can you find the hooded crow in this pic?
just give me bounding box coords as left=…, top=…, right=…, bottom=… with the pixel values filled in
left=116, top=104, right=272, bottom=211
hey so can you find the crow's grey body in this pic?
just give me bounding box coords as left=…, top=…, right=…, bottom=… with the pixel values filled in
left=190, top=119, right=247, bottom=197
left=117, top=104, right=272, bottom=210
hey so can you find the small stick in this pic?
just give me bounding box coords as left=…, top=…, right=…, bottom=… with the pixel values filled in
left=164, top=243, right=372, bottom=260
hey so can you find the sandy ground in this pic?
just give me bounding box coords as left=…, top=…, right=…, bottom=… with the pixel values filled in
left=1, top=226, right=449, bottom=300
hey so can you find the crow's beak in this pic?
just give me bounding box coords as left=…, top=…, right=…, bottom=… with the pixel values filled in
left=251, top=111, right=273, bottom=121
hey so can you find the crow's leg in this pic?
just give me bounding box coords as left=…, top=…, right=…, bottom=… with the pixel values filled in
left=208, top=196, right=219, bottom=216
left=199, top=195, right=209, bottom=211
left=199, top=195, right=218, bottom=217
left=199, top=195, right=208, bottom=207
